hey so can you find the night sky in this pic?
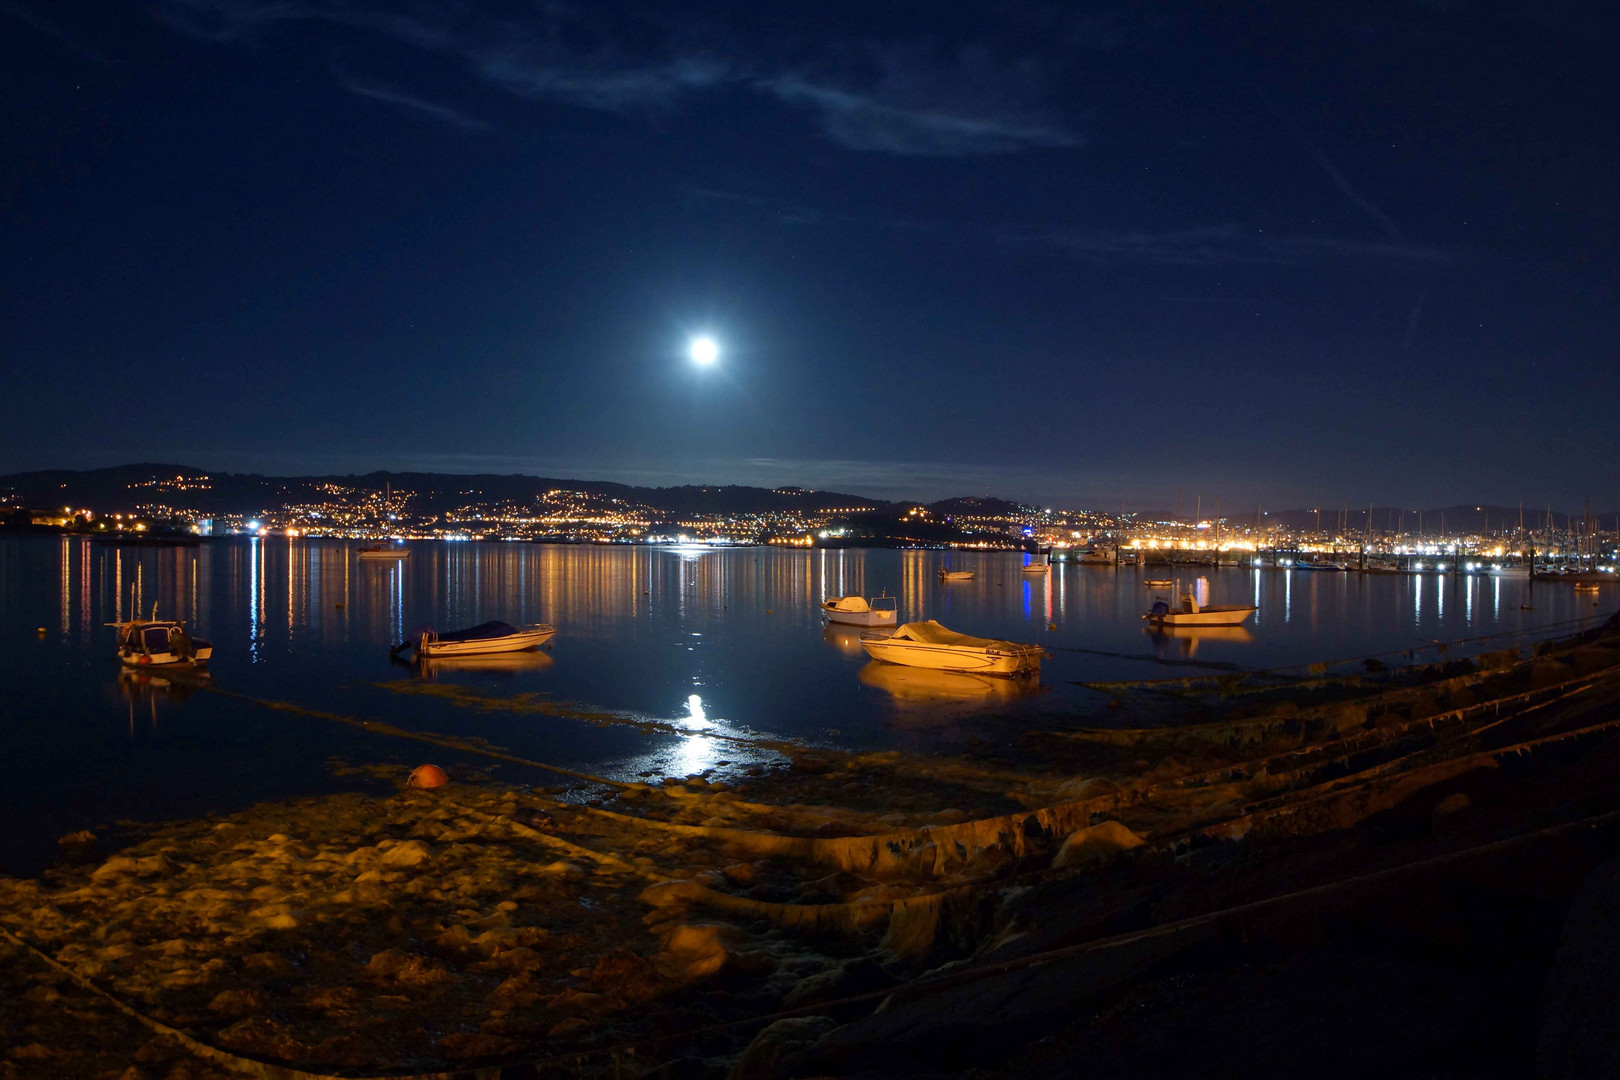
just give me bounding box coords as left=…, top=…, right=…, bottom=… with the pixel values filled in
left=3, top=2, right=1616, bottom=509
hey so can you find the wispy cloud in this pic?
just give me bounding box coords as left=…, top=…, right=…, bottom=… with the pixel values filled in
left=337, top=77, right=490, bottom=131
left=2, top=1, right=114, bottom=63
left=1008, top=223, right=1450, bottom=266
left=152, top=1, right=1079, bottom=155
left=766, top=74, right=1076, bottom=156
left=688, top=189, right=1451, bottom=267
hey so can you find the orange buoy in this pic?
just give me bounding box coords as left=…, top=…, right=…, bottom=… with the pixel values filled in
left=408, top=764, right=449, bottom=789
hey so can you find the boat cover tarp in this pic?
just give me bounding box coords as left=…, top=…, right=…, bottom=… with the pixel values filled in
left=435, top=621, right=522, bottom=643
left=826, top=596, right=871, bottom=612
left=888, top=620, right=1035, bottom=653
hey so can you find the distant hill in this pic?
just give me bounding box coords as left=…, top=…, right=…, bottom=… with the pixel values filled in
left=0, top=464, right=888, bottom=518
left=927, top=496, right=1029, bottom=518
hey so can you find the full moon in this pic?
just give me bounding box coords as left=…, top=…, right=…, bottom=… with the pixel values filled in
left=689, top=336, right=719, bottom=366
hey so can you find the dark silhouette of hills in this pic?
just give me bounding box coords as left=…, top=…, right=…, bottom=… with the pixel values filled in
left=0, top=464, right=890, bottom=518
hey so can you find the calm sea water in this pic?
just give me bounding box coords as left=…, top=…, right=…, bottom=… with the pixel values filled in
left=0, top=536, right=1606, bottom=873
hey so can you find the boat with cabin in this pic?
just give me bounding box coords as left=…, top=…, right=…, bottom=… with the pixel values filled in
left=112, top=607, right=213, bottom=667
left=822, top=593, right=899, bottom=627
left=860, top=620, right=1043, bottom=676
left=1144, top=589, right=1257, bottom=628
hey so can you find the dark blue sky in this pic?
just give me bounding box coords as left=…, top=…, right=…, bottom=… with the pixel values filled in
left=3, top=1, right=1616, bottom=508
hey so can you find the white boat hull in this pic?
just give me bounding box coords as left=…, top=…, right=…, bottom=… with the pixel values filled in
left=860, top=638, right=1041, bottom=675
left=117, top=644, right=213, bottom=667
left=1148, top=606, right=1256, bottom=628
left=938, top=571, right=974, bottom=581
left=824, top=607, right=898, bottom=627
left=419, top=626, right=555, bottom=657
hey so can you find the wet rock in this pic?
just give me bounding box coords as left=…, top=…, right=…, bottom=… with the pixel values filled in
left=1431, top=792, right=1471, bottom=831
left=1055, top=777, right=1120, bottom=802
left=727, top=1016, right=838, bottom=1080
left=57, top=830, right=96, bottom=847
left=1051, top=821, right=1144, bottom=869
left=379, top=840, right=432, bottom=868
left=655, top=924, right=736, bottom=982
left=721, top=863, right=758, bottom=887
left=365, top=949, right=451, bottom=987
left=782, top=956, right=896, bottom=1009
left=575, top=948, right=664, bottom=1003
left=436, top=1031, right=519, bottom=1058
left=207, top=988, right=268, bottom=1016
left=1538, top=859, right=1620, bottom=1078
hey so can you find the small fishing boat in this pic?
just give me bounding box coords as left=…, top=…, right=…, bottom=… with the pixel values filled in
left=822, top=593, right=899, bottom=627
left=1143, top=578, right=1173, bottom=588
left=359, top=544, right=409, bottom=561
left=1574, top=582, right=1601, bottom=593
left=1144, top=590, right=1256, bottom=628
left=411, top=621, right=555, bottom=658
left=860, top=620, right=1043, bottom=675
left=1076, top=548, right=1115, bottom=565
left=112, top=608, right=213, bottom=667
left=937, top=569, right=975, bottom=582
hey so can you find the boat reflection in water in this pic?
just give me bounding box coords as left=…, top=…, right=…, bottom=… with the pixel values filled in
left=418, top=649, right=556, bottom=681
left=821, top=624, right=872, bottom=654
left=1145, top=624, right=1254, bottom=659
left=857, top=660, right=1039, bottom=711
left=116, top=668, right=208, bottom=732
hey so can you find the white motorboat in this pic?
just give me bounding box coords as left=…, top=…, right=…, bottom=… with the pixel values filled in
left=1076, top=548, right=1115, bottom=565
left=413, top=621, right=555, bottom=658
left=112, top=609, right=213, bottom=667
left=822, top=593, right=899, bottom=627
left=1144, top=590, right=1256, bottom=628
left=1022, top=558, right=1049, bottom=574
left=359, top=544, right=409, bottom=561
left=938, top=569, right=975, bottom=582
left=860, top=620, right=1043, bottom=676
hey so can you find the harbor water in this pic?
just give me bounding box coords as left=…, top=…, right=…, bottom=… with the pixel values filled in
left=0, top=536, right=1607, bottom=873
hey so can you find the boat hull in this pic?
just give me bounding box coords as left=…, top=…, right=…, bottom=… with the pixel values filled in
left=419, top=626, right=555, bottom=657
left=823, top=606, right=898, bottom=627
left=860, top=638, right=1041, bottom=675
left=938, top=572, right=974, bottom=582
left=359, top=550, right=409, bottom=561
left=117, top=644, right=213, bottom=667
